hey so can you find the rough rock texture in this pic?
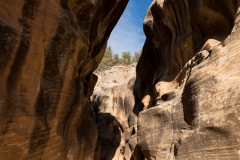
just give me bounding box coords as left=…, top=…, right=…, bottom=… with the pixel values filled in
left=0, top=0, right=128, bottom=159
left=134, top=0, right=240, bottom=113
left=133, top=0, right=240, bottom=159
left=91, top=64, right=137, bottom=160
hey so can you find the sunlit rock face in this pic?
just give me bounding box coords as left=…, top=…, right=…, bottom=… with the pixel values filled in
left=91, top=65, right=137, bottom=160
left=0, top=0, right=128, bottom=159
left=133, top=0, right=240, bottom=159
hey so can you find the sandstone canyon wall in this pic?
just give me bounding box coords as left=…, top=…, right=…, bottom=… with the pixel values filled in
left=91, top=65, right=136, bottom=160
left=133, top=0, right=240, bottom=159
left=1, top=0, right=240, bottom=160
left=0, top=0, right=128, bottom=159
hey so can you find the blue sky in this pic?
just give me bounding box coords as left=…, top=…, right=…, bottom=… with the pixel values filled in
left=108, top=0, right=153, bottom=56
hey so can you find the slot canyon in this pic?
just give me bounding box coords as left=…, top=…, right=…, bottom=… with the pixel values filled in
left=0, top=0, right=240, bottom=159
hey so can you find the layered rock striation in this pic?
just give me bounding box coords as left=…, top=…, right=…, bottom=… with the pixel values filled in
left=1, top=0, right=240, bottom=159
left=134, top=0, right=240, bottom=113
left=91, top=65, right=137, bottom=160
left=0, top=0, right=128, bottom=159
left=133, top=0, right=240, bottom=159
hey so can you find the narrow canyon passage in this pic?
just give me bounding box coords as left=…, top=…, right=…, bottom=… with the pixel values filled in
left=0, top=0, right=240, bottom=160
left=92, top=0, right=240, bottom=159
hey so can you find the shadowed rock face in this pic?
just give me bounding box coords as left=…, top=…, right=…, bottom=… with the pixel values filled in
left=91, top=65, right=137, bottom=160
left=133, top=0, right=240, bottom=159
left=0, top=0, right=128, bottom=159
left=1, top=0, right=240, bottom=159
left=134, top=0, right=240, bottom=113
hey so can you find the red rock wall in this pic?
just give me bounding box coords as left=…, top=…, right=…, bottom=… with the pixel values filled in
left=1, top=0, right=240, bottom=159
left=133, top=0, right=240, bottom=159
left=134, top=0, right=240, bottom=113
left=0, top=0, right=128, bottom=159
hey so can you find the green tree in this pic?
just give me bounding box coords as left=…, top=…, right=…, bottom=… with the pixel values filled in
left=97, top=46, right=114, bottom=71
left=132, top=50, right=142, bottom=63
left=112, top=53, right=119, bottom=65
left=104, top=46, right=113, bottom=59
left=96, top=47, right=142, bottom=72
left=122, top=52, right=131, bottom=65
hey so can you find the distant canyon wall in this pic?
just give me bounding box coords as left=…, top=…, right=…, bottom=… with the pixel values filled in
left=91, top=65, right=136, bottom=160
left=0, top=0, right=128, bottom=159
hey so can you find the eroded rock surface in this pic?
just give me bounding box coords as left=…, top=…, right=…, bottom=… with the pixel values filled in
left=1, top=0, right=240, bottom=159
left=91, top=65, right=137, bottom=160
left=134, top=0, right=240, bottom=113
left=133, top=0, right=240, bottom=159
left=0, top=0, right=128, bottom=159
